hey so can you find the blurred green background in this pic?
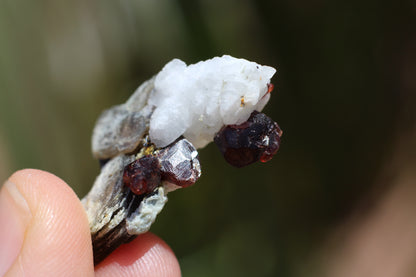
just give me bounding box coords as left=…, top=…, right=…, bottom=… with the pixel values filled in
left=1, top=0, right=415, bottom=276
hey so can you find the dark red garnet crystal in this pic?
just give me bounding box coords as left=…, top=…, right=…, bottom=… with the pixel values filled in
left=158, top=138, right=201, bottom=188
left=123, top=155, right=161, bottom=195
left=214, top=111, right=282, bottom=168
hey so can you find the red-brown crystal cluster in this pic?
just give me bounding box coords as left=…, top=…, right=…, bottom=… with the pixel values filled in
left=214, top=111, right=282, bottom=168
left=123, top=138, right=201, bottom=195
left=123, top=109, right=281, bottom=195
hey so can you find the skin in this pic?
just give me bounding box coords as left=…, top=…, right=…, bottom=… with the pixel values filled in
left=0, top=169, right=181, bottom=277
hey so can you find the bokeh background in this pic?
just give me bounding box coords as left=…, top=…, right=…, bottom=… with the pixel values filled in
left=1, top=0, right=416, bottom=276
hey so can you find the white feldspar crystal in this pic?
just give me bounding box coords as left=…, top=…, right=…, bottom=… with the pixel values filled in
left=148, top=55, right=276, bottom=148
left=126, top=187, right=168, bottom=235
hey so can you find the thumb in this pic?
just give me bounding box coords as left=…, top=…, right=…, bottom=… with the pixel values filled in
left=0, top=169, right=94, bottom=276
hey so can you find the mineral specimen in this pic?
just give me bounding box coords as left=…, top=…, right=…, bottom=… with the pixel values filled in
left=82, top=55, right=281, bottom=265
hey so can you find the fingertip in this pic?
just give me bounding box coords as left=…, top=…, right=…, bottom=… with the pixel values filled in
left=3, top=169, right=94, bottom=276
left=95, top=233, right=181, bottom=277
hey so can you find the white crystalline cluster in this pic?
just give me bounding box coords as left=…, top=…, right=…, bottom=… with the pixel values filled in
left=148, top=55, right=276, bottom=148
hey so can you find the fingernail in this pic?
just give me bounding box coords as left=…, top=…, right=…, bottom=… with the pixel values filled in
left=0, top=180, right=31, bottom=275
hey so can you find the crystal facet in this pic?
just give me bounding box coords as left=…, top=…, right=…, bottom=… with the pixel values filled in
left=158, top=138, right=201, bottom=187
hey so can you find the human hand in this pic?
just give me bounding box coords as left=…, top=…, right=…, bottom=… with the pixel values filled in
left=0, top=169, right=181, bottom=277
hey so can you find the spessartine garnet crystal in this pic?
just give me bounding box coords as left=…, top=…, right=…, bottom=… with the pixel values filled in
left=214, top=111, right=283, bottom=168
left=123, top=155, right=161, bottom=195
left=157, top=138, right=201, bottom=188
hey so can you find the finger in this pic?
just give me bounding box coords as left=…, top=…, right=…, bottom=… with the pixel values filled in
left=0, top=169, right=94, bottom=276
left=95, top=232, right=181, bottom=277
